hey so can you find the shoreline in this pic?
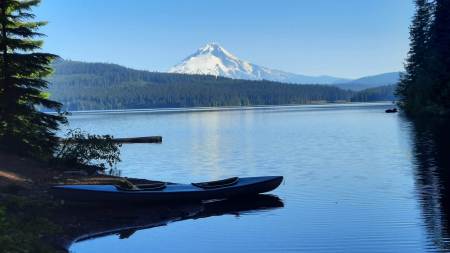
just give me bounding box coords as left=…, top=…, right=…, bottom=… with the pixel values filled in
left=63, top=101, right=392, bottom=115
left=0, top=152, right=283, bottom=252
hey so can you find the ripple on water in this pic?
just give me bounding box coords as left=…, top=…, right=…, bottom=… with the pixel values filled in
left=67, top=104, right=450, bottom=253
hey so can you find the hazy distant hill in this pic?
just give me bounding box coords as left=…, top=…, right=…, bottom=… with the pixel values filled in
left=335, top=72, right=401, bottom=91
left=48, top=60, right=354, bottom=111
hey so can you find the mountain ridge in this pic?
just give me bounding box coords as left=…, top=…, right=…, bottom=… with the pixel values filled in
left=169, top=43, right=349, bottom=84
left=169, top=43, right=401, bottom=89
left=335, top=72, right=401, bottom=91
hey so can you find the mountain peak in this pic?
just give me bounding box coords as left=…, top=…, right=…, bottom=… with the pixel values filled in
left=200, top=42, right=222, bottom=51
left=194, top=43, right=238, bottom=61
left=170, top=43, right=249, bottom=77
left=169, top=43, right=347, bottom=84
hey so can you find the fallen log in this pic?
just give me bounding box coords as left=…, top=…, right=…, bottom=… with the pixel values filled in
left=58, top=136, right=162, bottom=144
left=111, top=136, right=163, bottom=144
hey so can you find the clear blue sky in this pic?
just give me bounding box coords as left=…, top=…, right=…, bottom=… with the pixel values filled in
left=35, top=0, right=414, bottom=79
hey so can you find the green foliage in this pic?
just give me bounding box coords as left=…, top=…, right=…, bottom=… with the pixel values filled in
left=396, top=0, right=450, bottom=116
left=0, top=196, right=60, bottom=253
left=0, top=0, right=67, bottom=159
left=351, top=85, right=396, bottom=102
left=47, top=60, right=355, bottom=110
left=426, top=0, right=450, bottom=114
left=54, top=129, right=122, bottom=173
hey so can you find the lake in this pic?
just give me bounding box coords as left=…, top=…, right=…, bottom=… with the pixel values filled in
left=65, top=103, right=450, bottom=253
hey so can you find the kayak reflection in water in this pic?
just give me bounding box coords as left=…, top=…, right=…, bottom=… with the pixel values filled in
left=54, top=194, right=284, bottom=250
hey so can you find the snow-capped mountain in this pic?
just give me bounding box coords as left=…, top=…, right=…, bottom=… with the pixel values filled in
left=169, top=43, right=348, bottom=84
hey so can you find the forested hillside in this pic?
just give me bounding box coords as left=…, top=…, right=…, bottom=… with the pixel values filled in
left=351, top=85, right=396, bottom=102
left=47, top=60, right=393, bottom=111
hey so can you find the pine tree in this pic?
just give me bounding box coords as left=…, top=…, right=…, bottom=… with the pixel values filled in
left=0, top=0, right=66, bottom=159
left=396, top=0, right=432, bottom=114
left=427, top=0, right=450, bottom=114
left=398, top=0, right=450, bottom=115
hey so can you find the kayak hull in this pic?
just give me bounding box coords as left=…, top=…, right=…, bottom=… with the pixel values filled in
left=51, top=176, right=283, bottom=203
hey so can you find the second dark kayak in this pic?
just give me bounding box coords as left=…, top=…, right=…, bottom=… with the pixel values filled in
left=51, top=176, right=283, bottom=203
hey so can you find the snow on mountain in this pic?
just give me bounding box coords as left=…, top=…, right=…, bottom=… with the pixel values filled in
left=169, top=43, right=348, bottom=84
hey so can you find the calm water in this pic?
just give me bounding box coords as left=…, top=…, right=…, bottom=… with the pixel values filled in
left=66, top=103, right=450, bottom=253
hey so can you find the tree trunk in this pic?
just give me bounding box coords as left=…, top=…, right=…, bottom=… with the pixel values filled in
left=1, top=0, right=11, bottom=136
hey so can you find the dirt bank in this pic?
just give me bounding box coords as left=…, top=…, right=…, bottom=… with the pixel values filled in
left=0, top=152, right=283, bottom=252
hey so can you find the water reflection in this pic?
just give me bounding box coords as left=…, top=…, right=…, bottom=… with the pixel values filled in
left=62, top=194, right=283, bottom=251
left=411, top=118, right=450, bottom=250
left=66, top=104, right=448, bottom=252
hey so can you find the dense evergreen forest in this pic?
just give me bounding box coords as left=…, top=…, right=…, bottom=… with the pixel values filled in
left=350, top=85, right=396, bottom=102
left=396, top=0, right=450, bottom=116
left=47, top=60, right=394, bottom=111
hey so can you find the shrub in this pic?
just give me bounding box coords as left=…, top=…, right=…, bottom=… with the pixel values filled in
left=54, top=129, right=122, bottom=174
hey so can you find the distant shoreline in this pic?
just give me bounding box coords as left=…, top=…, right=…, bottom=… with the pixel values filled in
left=63, top=101, right=393, bottom=115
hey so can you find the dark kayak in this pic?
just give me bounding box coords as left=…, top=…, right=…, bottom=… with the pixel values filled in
left=51, top=176, right=283, bottom=203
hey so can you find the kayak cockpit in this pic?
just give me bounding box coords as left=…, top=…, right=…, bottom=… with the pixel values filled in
left=116, top=181, right=167, bottom=191
left=53, top=177, right=168, bottom=192
left=192, top=177, right=239, bottom=189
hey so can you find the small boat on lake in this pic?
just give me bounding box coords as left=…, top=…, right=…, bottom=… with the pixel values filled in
left=51, top=176, right=283, bottom=203
left=385, top=108, right=398, bottom=113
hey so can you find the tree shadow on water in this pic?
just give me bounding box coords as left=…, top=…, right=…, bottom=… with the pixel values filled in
left=410, top=117, right=450, bottom=251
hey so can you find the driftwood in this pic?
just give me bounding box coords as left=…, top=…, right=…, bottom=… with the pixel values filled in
left=112, top=136, right=162, bottom=143
left=59, top=136, right=162, bottom=144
